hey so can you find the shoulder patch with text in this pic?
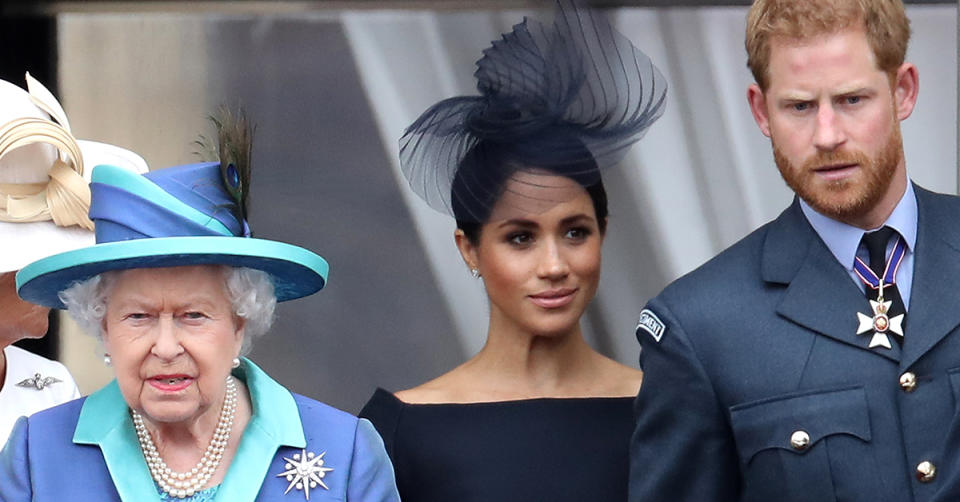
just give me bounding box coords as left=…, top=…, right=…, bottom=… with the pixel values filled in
left=636, top=309, right=665, bottom=342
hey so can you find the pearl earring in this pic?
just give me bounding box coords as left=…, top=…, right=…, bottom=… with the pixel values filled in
left=103, top=354, right=112, bottom=367
left=232, top=357, right=240, bottom=369
left=471, top=268, right=480, bottom=278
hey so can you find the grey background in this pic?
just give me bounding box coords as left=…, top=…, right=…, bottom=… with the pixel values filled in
left=206, top=19, right=462, bottom=412
left=48, top=3, right=958, bottom=415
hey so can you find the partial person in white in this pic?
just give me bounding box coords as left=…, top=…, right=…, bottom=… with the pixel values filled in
left=0, top=73, right=147, bottom=446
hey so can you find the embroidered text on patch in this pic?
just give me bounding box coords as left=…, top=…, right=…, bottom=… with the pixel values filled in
left=636, top=309, right=665, bottom=342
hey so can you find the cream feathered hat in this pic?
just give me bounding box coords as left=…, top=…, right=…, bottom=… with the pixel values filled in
left=0, top=73, right=148, bottom=273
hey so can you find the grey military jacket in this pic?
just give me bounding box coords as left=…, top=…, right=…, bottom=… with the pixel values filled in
left=630, top=186, right=960, bottom=502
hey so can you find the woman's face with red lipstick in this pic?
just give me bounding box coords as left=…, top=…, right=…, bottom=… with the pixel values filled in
left=102, top=265, right=244, bottom=426
left=458, top=172, right=604, bottom=337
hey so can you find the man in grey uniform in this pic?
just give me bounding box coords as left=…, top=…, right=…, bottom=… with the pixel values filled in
left=630, top=1, right=960, bottom=500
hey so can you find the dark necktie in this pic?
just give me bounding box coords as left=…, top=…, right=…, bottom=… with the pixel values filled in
left=861, top=226, right=906, bottom=343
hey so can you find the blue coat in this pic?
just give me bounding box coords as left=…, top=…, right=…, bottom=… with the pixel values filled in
left=0, top=359, right=400, bottom=502
left=630, top=186, right=960, bottom=502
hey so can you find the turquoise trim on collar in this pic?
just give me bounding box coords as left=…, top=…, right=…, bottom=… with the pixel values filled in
left=237, top=358, right=305, bottom=448
left=71, top=360, right=304, bottom=502
left=93, top=164, right=233, bottom=236
left=72, top=361, right=304, bottom=447
left=216, top=358, right=305, bottom=502
left=73, top=380, right=124, bottom=444
left=73, top=380, right=162, bottom=501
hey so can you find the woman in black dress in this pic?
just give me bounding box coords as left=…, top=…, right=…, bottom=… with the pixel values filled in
left=360, top=3, right=667, bottom=500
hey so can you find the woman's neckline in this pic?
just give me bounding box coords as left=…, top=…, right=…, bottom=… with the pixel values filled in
left=375, top=387, right=635, bottom=407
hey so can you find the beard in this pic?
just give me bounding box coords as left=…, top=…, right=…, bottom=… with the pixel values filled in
left=774, top=124, right=903, bottom=224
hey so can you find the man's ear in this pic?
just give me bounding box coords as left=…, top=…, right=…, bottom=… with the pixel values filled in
left=747, top=83, right=772, bottom=137
left=892, top=63, right=919, bottom=121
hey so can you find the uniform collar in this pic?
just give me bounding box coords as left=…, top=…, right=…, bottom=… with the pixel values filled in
left=799, top=181, right=918, bottom=270
left=73, top=358, right=305, bottom=502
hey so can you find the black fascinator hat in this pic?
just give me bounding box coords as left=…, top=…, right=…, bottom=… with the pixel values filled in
left=399, top=0, right=668, bottom=222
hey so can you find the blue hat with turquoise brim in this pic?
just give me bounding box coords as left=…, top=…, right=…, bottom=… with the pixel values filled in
left=16, top=162, right=328, bottom=309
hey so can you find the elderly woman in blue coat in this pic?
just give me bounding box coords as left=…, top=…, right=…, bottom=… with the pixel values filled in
left=0, top=128, right=400, bottom=501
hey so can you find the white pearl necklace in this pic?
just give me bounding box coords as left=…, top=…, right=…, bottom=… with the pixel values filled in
left=133, top=376, right=238, bottom=499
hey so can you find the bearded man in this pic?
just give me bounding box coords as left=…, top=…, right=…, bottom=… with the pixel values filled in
left=629, top=1, right=960, bottom=500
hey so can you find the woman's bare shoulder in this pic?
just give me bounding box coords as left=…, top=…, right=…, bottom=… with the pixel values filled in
left=593, top=356, right=643, bottom=397
left=393, top=369, right=471, bottom=404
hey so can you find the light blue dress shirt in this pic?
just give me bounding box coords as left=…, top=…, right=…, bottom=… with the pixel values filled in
left=799, top=182, right=917, bottom=310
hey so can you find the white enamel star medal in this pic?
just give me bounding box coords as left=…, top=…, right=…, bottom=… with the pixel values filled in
left=853, top=235, right=907, bottom=350
left=856, top=297, right=903, bottom=349
left=276, top=449, right=334, bottom=500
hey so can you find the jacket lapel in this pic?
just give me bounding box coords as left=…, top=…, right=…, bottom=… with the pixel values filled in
left=899, top=186, right=960, bottom=369
left=222, top=359, right=306, bottom=502
left=73, top=362, right=308, bottom=502
left=73, top=380, right=162, bottom=502
left=765, top=200, right=901, bottom=362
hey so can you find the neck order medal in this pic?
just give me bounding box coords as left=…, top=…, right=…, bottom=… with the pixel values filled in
left=856, top=297, right=902, bottom=349
left=854, top=236, right=906, bottom=349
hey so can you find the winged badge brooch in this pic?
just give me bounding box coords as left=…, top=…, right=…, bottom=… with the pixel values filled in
left=16, top=373, right=62, bottom=391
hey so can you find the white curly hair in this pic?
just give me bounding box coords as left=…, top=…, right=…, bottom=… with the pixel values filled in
left=58, top=266, right=276, bottom=355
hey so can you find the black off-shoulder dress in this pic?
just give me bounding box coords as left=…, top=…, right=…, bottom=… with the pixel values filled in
left=359, top=388, right=634, bottom=502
